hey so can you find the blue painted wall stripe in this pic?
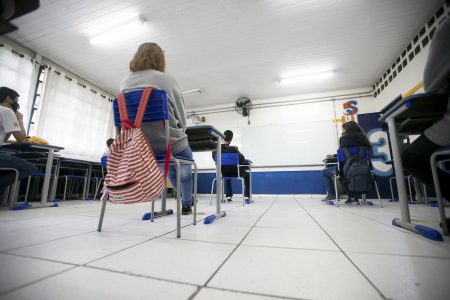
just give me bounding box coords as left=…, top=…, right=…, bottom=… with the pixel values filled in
left=198, top=170, right=326, bottom=194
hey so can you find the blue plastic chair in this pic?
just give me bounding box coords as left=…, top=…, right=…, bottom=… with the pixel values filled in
left=92, top=155, right=108, bottom=201
left=98, top=88, right=198, bottom=238
left=210, top=152, right=247, bottom=206
left=329, top=146, right=383, bottom=207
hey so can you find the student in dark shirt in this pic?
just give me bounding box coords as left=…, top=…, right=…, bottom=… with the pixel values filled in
left=216, top=130, right=251, bottom=203
left=402, top=16, right=450, bottom=203
left=321, top=121, right=371, bottom=204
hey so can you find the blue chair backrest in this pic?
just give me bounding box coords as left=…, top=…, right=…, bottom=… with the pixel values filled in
left=337, top=147, right=369, bottom=163
left=101, top=155, right=108, bottom=168
left=113, top=89, right=169, bottom=127
left=213, top=152, right=240, bottom=166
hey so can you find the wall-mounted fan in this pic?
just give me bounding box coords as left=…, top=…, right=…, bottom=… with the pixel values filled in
left=235, top=97, right=252, bottom=124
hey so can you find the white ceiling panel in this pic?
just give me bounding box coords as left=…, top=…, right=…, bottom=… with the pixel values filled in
left=5, top=0, right=444, bottom=108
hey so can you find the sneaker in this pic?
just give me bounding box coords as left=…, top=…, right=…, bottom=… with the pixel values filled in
left=244, top=197, right=251, bottom=204
left=321, top=195, right=335, bottom=202
left=226, top=196, right=232, bottom=202
left=182, top=206, right=192, bottom=215
left=345, top=198, right=360, bottom=205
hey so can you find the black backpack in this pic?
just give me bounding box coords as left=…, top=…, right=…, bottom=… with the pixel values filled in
left=342, top=147, right=374, bottom=193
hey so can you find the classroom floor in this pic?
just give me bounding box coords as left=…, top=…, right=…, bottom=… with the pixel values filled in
left=0, top=195, right=449, bottom=300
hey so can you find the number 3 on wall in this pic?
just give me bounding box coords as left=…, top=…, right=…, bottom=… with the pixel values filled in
left=367, top=128, right=393, bottom=177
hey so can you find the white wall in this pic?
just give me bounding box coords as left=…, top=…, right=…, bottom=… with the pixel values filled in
left=187, top=87, right=377, bottom=170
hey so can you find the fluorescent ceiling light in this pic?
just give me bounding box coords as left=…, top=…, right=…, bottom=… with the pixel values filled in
left=89, top=16, right=145, bottom=45
left=279, top=68, right=335, bottom=85
left=182, top=89, right=202, bottom=96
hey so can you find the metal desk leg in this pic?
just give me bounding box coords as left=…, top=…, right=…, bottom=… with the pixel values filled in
left=249, top=164, right=253, bottom=202
left=387, top=118, right=410, bottom=222
left=41, top=149, right=54, bottom=203
left=388, top=117, right=443, bottom=241
left=84, top=164, right=92, bottom=200
left=216, top=138, right=222, bottom=215
left=49, top=159, right=60, bottom=202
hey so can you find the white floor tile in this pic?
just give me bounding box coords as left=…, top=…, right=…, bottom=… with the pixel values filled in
left=8, top=232, right=149, bottom=264
left=209, top=246, right=382, bottom=300
left=0, top=266, right=197, bottom=300
left=89, top=238, right=235, bottom=285
left=164, top=222, right=250, bottom=244
left=348, top=252, right=450, bottom=300
left=0, top=226, right=87, bottom=252
left=194, top=288, right=280, bottom=300
left=243, top=225, right=338, bottom=251
left=0, top=253, right=71, bottom=294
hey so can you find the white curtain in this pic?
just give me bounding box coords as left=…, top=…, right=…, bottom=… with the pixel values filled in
left=35, top=68, right=115, bottom=161
left=0, top=44, right=35, bottom=129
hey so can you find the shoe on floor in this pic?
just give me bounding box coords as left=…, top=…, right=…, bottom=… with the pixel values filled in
left=182, top=206, right=192, bottom=215
left=345, top=198, right=360, bottom=205
left=226, top=196, right=232, bottom=202
left=244, top=197, right=251, bottom=204
left=321, top=195, right=335, bottom=202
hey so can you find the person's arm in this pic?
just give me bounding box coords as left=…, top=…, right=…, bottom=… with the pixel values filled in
left=3, top=132, right=12, bottom=141
left=4, top=110, right=26, bottom=142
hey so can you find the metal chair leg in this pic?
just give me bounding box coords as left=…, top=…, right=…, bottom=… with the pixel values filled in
left=97, top=188, right=108, bottom=231
left=334, top=176, right=340, bottom=207
left=209, top=177, right=217, bottom=206
left=431, top=151, right=449, bottom=236
left=375, top=180, right=383, bottom=208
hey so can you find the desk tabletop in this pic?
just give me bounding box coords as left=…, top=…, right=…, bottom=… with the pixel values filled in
left=186, top=125, right=225, bottom=140
left=379, top=93, right=448, bottom=134
left=1, top=142, right=65, bottom=152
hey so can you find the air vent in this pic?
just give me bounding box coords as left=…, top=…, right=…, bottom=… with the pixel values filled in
left=374, top=2, right=450, bottom=98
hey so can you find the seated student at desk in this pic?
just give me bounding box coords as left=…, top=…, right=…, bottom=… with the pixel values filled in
left=0, top=87, right=37, bottom=193
left=217, top=130, right=252, bottom=203
left=321, top=121, right=371, bottom=204
left=402, top=17, right=450, bottom=202
left=119, top=42, right=194, bottom=215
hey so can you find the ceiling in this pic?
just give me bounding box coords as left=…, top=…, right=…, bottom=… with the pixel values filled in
left=6, top=0, right=444, bottom=109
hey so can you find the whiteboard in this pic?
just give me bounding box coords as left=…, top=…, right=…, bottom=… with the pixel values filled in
left=193, top=120, right=338, bottom=168
left=240, top=120, right=338, bottom=166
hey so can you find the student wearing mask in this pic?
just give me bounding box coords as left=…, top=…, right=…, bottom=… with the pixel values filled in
left=0, top=87, right=37, bottom=193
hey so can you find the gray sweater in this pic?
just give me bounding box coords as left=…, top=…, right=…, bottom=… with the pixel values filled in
left=120, top=69, right=189, bottom=154
left=423, top=17, right=450, bottom=147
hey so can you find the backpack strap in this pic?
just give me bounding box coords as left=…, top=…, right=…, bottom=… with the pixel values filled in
left=342, top=148, right=352, bottom=159
left=118, top=92, right=134, bottom=130
left=358, top=147, right=366, bottom=158
left=134, top=88, right=152, bottom=127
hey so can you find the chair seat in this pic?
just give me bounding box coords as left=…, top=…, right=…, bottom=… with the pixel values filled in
left=155, top=154, right=194, bottom=162
left=62, top=175, right=86, bottom=179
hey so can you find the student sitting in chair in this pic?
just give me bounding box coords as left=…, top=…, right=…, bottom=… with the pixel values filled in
left=321, top=121, right=371, bottom=204
left=119, top=42, right=194, bottom=215
left=0, top=87, right=37, bottom=194
left=402, top=17, right=450, bottom=203
left=218, top=130, right=252, bottom=204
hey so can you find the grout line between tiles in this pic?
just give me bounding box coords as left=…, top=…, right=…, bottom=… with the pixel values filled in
left=188, top=196, right=279, bottom=300
left=294, top=196, right=388, bottom=300
left=0, top=266, right=78, bottom=297
left=337, top=206, right=450, bottom=251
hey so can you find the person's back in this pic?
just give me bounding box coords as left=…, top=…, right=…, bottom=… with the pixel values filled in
left=118, top=42, right=194, bottom=215
left=120, top=69, right=188, bottom=154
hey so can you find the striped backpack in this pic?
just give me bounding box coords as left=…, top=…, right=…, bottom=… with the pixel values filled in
left=104, top=88, right=170, bottom=204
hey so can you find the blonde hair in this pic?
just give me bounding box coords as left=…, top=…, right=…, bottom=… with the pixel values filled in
left=129, top=42, right=166, bottom=72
